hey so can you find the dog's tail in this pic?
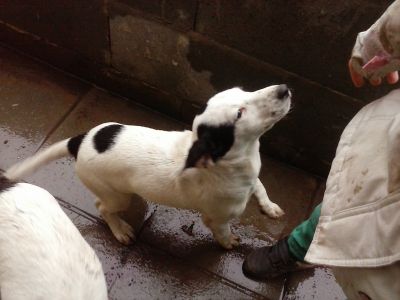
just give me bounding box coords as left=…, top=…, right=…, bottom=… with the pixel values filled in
left=5, top=138, right=74, bottom=181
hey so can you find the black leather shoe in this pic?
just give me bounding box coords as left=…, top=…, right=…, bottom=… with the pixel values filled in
left=242, top=237, right=299, bottom=280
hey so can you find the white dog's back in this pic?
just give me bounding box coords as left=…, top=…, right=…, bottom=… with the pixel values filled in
left=76, top=123, right=197, bottom=206
left=0, top=178, right=107, bottom=300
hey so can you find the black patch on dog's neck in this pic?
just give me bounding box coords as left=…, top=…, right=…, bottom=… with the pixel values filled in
left=185, top=123, right=235, bottom=168
left=67, top=133, right=87, bottom=159
left=197, top=124, right=235, bottom=161
left=0, top=175, right=15, bottom=193
left=93, top=124, right=124, bottom=153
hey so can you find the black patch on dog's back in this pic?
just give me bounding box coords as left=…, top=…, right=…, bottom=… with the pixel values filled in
left=0, top=175, right=15, bottom=193
left=93, top=124, right=124, bottom=153
left=185, top=123, right=235, bottom=168
left=68, top=133, right=86, bottom=159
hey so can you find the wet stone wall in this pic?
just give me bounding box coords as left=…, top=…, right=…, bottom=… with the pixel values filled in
left=0, top=0, right=395, bottom=175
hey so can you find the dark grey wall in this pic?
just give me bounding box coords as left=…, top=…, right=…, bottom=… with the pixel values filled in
left=0, top=0, right=395, bottom=175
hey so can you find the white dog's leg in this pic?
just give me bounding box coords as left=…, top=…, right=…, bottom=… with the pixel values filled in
left=203, top=216, right=239, bottom=250
left=254, top=178, right=285, bottom=218
left=95, top=195, right=135, bottom=245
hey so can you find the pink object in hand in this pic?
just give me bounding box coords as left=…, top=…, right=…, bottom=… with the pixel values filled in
left=362, top=55, right=390, bottom=72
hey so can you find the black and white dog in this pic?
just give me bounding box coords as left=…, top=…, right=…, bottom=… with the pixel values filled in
left=6, top=85, right=291, bottom=249
left=0, top=175, right=107, bottom=300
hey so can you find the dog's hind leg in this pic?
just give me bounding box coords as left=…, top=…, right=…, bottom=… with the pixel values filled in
left=79, top=174, right=135, bottom=245
left=95, top=193, right=135, bottom=245
left=203, top=216, right=239, bottom=250
left=253, top=178, right=284, bottom=218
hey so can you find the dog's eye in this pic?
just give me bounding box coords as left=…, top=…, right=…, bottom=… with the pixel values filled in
left=237, top=108, right=245, bottom=119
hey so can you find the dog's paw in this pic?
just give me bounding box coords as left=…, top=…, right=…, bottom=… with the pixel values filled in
left=219, top=234, right=240, bottom=250
left=112, top=220, right=136, bottom=245
left=260, top=202, right=285, bottom=219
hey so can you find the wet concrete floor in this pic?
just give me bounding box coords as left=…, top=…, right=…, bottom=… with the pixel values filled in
left=0, top=46, right=347, bottom=299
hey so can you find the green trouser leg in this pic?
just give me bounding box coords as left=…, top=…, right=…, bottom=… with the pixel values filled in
left=287, top=204, right=321, bottom=262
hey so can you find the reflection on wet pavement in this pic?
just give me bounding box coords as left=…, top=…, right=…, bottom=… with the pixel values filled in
left=0, top=46, right=346, bottom=299
left=283, top=267, right=346, bottom=300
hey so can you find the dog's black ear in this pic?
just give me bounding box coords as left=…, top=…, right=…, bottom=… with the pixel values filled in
left=184, top=124, right=235, bottom=169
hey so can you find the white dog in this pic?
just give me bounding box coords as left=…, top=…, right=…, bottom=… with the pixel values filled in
left=0, top=175, right=107, bottom=300
left=6, top=85, right=291, bottom=249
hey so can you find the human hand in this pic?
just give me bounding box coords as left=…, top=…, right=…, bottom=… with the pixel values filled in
left=348, top=0, right=400, bottom=87
left=348, top=57, right=399, bottom=87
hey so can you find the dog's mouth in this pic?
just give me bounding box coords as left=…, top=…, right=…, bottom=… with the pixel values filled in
left=274, top=100, right=291, bottom=118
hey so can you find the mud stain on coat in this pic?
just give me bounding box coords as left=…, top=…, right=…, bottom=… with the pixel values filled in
left=354, top=185, right=362, bottom=194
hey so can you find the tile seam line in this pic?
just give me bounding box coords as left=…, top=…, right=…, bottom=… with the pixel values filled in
left=34, top=89, right=89, bottom=153
left=192, top=267, right=271, bottom=300
left=56, top=198, right=103, bottom=223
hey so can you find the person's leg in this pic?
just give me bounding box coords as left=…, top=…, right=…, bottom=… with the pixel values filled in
left=287, top=204, right=321, bottom=261
left=242, top=204, right=321, bottom=279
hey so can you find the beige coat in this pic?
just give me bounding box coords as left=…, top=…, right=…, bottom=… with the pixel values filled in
left=305, top=90, right=400, bottom=299
left=305, top=89, right=400, bottom=268
left=306, top=2, right=400, bottom=298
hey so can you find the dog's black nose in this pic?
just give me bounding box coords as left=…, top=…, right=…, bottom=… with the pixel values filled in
left=277, top=84, right=290, bottom=100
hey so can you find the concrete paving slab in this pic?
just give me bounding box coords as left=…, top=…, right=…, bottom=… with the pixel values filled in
left=283, top=267, right=346, bottom=300
left=0, top=47, right=88, bottom=170
left=109, top=242, right=261, bottom=300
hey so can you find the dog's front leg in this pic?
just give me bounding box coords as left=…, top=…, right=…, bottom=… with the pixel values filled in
left=253, top=178, right=285, bottom=218
left=202, top=215, right=239, bottom=250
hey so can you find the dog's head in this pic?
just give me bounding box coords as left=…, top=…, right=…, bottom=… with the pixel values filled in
left=184, top=84, right=291, bottom=169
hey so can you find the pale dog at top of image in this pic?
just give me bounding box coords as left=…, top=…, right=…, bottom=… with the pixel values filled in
left=6, top=84, right=292, bottom=249
left=0, top=176, right=107, bottom=300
